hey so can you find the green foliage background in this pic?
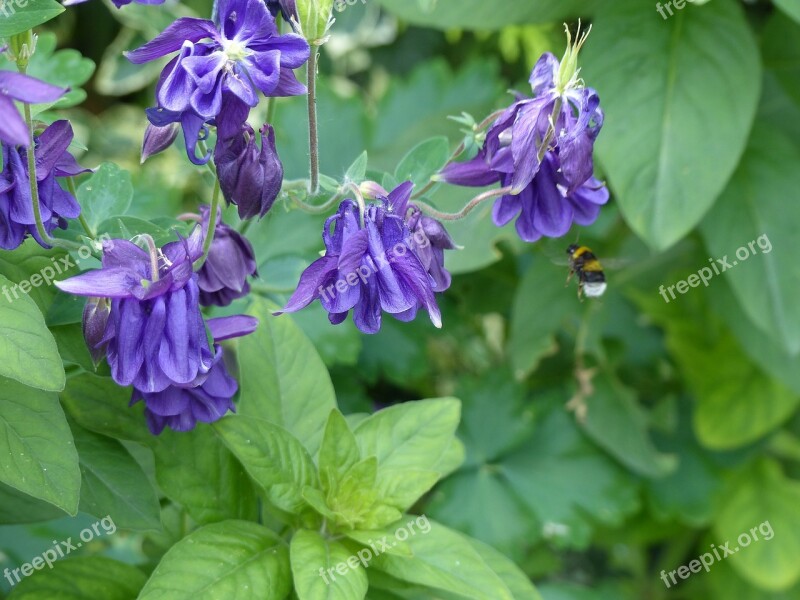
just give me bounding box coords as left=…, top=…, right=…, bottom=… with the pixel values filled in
left=1, top=0, right=800, bottom=599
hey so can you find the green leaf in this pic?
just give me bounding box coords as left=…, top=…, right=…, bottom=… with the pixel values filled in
left=51, top=324, right=95, bottom=373
left=713, top=460, right=800, bottom=591
left=238, top=299, right=337, bottom=455
left=214, top=415, right=320, bottom=515
left=291, top=529, right=368, bottom=600
left=700, top=124, right=800, bottom=355
left=762, top=12, right=800, bottom=108
left=394, top=137, right=450, bottom=189
left=582, top=0, right=761, bottom=250
left=372, top=0, right=587, bottom=30
left=773, top=0, right=800, bottom=24
left=152, top=426, right=259, bottom=526
left=371, top=519, right=514, bottom=600
left=77, top=163, right=134, bottom=234
left=320, top=409, right=361, bottom=488
left=466, top=538, right=543, bottom=600
left=6, top=556, right=146, bottom=599
left=345, top=151, right=369, bottom=183
left=0, top=0, right=64, bottom=38
left=0, top=240, right=78, bottom=313
left=59, top=373, right=150, bottom=443
left=0, top=376, right=80, bottom=515
left=69, top=421, right=161, bottom=531
left=579, top=373, right=677, bottom=478
left=0, top=481, right=66, bottom=524
left=138, top=520, right=291, bottom=600
left=0, top=274, right=64, bottom=391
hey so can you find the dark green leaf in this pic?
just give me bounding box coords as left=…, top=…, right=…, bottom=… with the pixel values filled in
left=0, top=0, right=63, bottom=38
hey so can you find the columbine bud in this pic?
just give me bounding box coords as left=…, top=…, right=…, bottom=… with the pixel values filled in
left=296, top=0, right=334, bottom=45
left=555, top=21, right=591, bottom=94
left=359, top=181, right=388, bottom=201
left=141, top=122, right=179, bottom=163
left=82, top=297, right=111, bottom=367
left=267, top=0, right=299, bottom=23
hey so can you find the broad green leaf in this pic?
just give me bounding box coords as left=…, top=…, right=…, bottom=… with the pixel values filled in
left=238, top=299, right=336, bottom=455
left=320, top=409, right=361, bottom=483
left=773, top=0, right=800, bottom=25
left=77, top=163, right=134, bottom=233
left=713, top=460, right=800, bottom=591
left=371, top=519, right=514, bottom=600
left=6, top=556, right=146, bottom=599
left=152, top=426, right=259, bottom=526
left=138, top=521, right=291, bottom=600
left=0, top=0, right=63, bottom=38
left=705, top=552, right=800, bottom=600
left=291, top=529, right=368, bottom=600
left=0, top=274, right=64, bottom=391
left=0, top=481, right=66, bottom=524
left=59, top=373, right=150, bottom=443
left=69, top=422, right=161, bottom=531
left=467, top=538, right=542, bottom=600
left=345, top=527, right=414, bottom=558
left=51, top=324, right=95, bottom=373
left=582, top=0, right=760, bottom=250
left=762, top=12, right=800, bottom=107
left=700, top=125, right=800, bottom=355
left=579, top=373, right=677, bottom=478
left=394, top=137, right=450, bottom=189
left=0, top=376, right=80, bottom=514
left=214, top=415, right=320, bottom=515
left=353, top=398, right=460, bottom=472
left=508, top=258, right=580, bottom=380
left=373, top=0, right=587, bottom=30
left=0, top=240, right=79, bottom=313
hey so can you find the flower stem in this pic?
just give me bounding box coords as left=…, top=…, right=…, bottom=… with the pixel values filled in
left=137, top=234, right=160, bottom=282
left=196, top=178, right=221, bottom=269
left=288, top=189, right=342, bottom=215
left=67, top=177, right=95, bottom=239
left=414, top=185, right=513, bottom=221
left=307, top=49, right=320, bottom=194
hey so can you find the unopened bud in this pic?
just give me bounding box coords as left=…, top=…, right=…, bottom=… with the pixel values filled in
left=296, top=0, right=334, bottom=45
left=359, top=181, right=388, bottom=200
left=82, top=297, right=111, bottom=368
left=141, top=122, right=179, bottom=163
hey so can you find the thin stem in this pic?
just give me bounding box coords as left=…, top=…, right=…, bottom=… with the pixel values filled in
left=196, top=179, right=221, bottom=269
left=307, top=50, right=320, bottom=194
left=197, top=139, right=217, bottom=177
left=67, top=177, right=96, bottom=239
left=414, top=185, right=513, bottom=221
left=136, top=234, right=160, bottom=282
left=288, top=189, right=342, bottom=215
left=536, top=97, right=563, bottom=164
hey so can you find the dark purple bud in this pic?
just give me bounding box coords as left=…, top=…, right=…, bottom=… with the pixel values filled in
left=141, top=122, right=179, bottom=163
left=214, top=123, right=284, bottom=220
left=267, top=0, right=298, bottom=22
left=82, top=296, right=111, bottom=367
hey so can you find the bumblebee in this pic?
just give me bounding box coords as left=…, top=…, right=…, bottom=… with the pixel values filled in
left=566, top=244, right=607, bottom=299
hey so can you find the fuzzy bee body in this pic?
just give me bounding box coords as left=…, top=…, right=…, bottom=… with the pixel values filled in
left=566, top=244, right=607, bottom=298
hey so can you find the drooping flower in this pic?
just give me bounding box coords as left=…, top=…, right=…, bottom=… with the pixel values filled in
left=215, top=123, right=283, bottom=219
left=0, top=72, right=67, bottom=147
left=126, top=0, right=309, bottom=158
left=131, top=315, right=258, bottom=434
left=277, top=187, right=444, bottom=334
left=0, top=120, right=89, bottom=250
left=55, top=228, right=216, bottom=393
left=439, top=26, right=608, bottom=242
left=195, top=204, right=258, bottom=306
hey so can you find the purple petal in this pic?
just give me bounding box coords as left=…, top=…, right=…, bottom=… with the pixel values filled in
left=0, top=95, right=29, bottom=147
left=277, top=255, right=338, bottom=314
left=126, top=18, right=218, bottom=64
left=55, top=268, right=140, bottom=298
left=0, top=72, right=67, bottom=104
left=529, top=52, right=559, bottom=96
left=206, top=315, right=259, bottom=341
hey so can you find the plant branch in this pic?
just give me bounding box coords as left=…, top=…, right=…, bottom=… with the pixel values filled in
left=414, top=185, right=513, bottom=221
left=307, top=50, right=320, bottom=194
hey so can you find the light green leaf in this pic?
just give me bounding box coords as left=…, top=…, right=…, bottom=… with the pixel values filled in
left=70, top=422, right=161, bottom=531
left=77, top=163, right=134, bottom=233
left=319, top=409, right=361, bottom=486
left=291, top=529, right=368, bottom=600
left=152, top=426, right=259, bottom=526
left=394, top=137, right=450, bottom=189
left=138, top=521, right=291, bottom=600
left=700, top=125, right=800, bottom=355
left=0, top=0, right=63, bottom=38
left=582, top=0, right=761, bottom=250
left=214, top=415, right=319, bottom=515
left=345, top=151, right=369, bottom=183
left=238, top=299, right=337, bottom=455
left=0, top=376, right=80, bottom=515
left=6, top=556, right=146, bottom=599
left=714, top=460, right=800, bottom=591
left=773, top=0, right=800, bottom=24
left=0, top=274, right=64, bottom=391
left=0, top=241, right=77, bottom=313
left=467, top=538, right=542, bottom=600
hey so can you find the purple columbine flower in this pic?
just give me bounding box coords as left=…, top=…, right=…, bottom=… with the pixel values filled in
left=63, top=0, right=165, bottom=8
left=194, top=204, right=258, bottom=306
left=0, top=120, right=89, bottom=250
left=277, top=188, right=443, bottom=334
left=0, top=72, right=67, bottom=147
left=215, top=123, right=283, bottom=219
left=440, top=27, right=608, bottom=242
left=131, top=314, right=258, bottom=434
left=126, top=0, right=309, bottom=158
left=266, top=0, right=298, bottom=23
left=55, top=228, right=217, bottom=393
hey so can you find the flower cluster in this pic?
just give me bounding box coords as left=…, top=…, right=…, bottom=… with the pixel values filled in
left=440, top=27, right=608, bottom=242
left=0, top=120, right=89, bottom=250
left=128, top=0, right=309, bottom=219
left=56, top=229, right=258, bottom=434
left=279, top=182, right=456, bottom=334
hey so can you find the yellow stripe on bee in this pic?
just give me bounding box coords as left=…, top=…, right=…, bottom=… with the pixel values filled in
left=572, top=246, right=593, bottom=259
left=582, top=259, right=604, bottom=272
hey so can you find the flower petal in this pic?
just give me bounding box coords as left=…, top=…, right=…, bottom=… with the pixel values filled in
left=125, top=18, right=218, bottom=64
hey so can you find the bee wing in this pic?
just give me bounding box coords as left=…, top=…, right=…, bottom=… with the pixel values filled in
left=598, top=258, right=633, bottom=270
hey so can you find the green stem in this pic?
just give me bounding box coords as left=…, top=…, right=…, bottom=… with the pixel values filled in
left=307, top=49, right=320, bottom=194
left=196, top=179, right=221, bottom=269
left=67, top=177, right=95, bottom=239
left=414, top=185, right=513, bottom=221
left=288, top=189, right=342, bottom=215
